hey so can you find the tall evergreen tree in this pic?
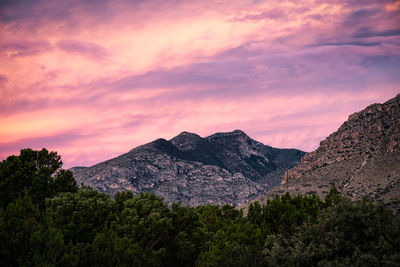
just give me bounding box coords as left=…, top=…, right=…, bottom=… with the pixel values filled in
left=0, top=148, right=77, bottom=208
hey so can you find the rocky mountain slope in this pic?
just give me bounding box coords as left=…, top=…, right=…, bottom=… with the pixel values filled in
left=262, top=94, right=400, bottom=212
left=72, top=130, right=304, bottom=206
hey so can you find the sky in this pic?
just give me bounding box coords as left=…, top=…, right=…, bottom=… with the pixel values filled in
left=0, top=0, right=399, bottom=168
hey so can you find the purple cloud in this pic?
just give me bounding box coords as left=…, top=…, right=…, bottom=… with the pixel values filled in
left=0, top=97, right=49, bottom=115
left=353, top=27, right=400, bottom=38
left=0, top=130, right=90, bottom=152
left=1, top=0, right=399, bottom=167
left=0, top=74, right=7, bottom=84
left=0, top=0, right=111, bottom=24
left=342, top=8, right=381, bottom=27
left=234, top=8, right=287, bottom=21
left=0, top=39, right=52, bottom=57
left=57, top=40, right=109, bottom=62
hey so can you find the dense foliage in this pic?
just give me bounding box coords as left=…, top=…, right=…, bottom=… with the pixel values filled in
left=1, top=149, right=399, bottom=266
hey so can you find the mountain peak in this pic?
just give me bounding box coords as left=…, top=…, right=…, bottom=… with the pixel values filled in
left=232, top=129, right=246, bottom=134
left=175, top=131, right=200, bottom=138
left=170, top=131, right=202, bottom=151
left=206, top=129, right=249, bottom=140
left=72, top=129, right=304, bottom=206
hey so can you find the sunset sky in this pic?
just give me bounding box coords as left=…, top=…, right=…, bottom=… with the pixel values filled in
left=1, top=0, right=399, bottom=168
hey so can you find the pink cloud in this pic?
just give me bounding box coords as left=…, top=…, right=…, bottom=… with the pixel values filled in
left=0, top=39, right=52, bottom=57
left=57, top=39, right=110, bottom=62
left=233, top=8, right=287, bottom=21
left=0, top=0, right=399, bottom=168
left=0, top=73, right=7, bottom=83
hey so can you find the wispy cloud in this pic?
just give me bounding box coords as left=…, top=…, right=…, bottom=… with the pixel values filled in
left=0, top=0, right=399, bottom=168
left=0, top=39, right=52, bottom=57
left=57, top=40, right=110, bottom=62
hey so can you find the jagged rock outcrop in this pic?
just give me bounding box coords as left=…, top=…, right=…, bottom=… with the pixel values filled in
left=264, top=94, right=400, bottom=212
left=72, top=130, right=304, bottom=206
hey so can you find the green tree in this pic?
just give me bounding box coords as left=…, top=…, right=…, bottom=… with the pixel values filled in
left=263, top=197, right=400, bottom=266
left=164, top=203, right=206, bottom=266
left=0, top=148, right=77, bottom=209
left=0, top=193, right=41, bottom=265
left=46, top=188, right=117, bottom=245
left=0, top=193, right=77, bottom=266
left=248, top=193, right=322, bottom=236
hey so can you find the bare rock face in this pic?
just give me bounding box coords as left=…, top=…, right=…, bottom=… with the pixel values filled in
left=265, top=94, right=400, bottom=213
left=72, top=130, right=304, bottom=206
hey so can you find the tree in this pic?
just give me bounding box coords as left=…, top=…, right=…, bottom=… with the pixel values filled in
left=0, top=148, right=77, bottom=208
left=46, top=188, right=117, bottom=245
left=263, top=196, right=400, bottom=266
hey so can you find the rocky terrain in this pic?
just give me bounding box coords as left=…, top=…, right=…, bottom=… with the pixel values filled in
left=72, top=130, right=304, bottom=206
left=261, top=94, right=400, bottom=213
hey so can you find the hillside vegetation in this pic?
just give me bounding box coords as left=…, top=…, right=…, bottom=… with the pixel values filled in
left=1, top=149, right=399, bottom=266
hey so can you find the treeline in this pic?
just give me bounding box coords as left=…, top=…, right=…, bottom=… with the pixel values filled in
left=1, top=149, right=399, bottom=266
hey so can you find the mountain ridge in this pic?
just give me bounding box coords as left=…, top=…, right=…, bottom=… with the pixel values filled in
left=260, top=94, right=400, bottom=213
left=72, top=130, right=305, bottom=206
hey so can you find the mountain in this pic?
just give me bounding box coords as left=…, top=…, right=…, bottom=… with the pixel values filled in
left=262, top=94, right=400, bottom=212
left=72, top=130, right=305, bottom=206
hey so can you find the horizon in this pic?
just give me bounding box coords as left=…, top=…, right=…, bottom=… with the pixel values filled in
left=1, top=0, right=399, bottom=168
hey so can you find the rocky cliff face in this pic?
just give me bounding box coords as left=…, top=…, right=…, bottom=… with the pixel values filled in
left=72, top=130, right=304, bottom=206
left=264, top=94, right=400, bottom=212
